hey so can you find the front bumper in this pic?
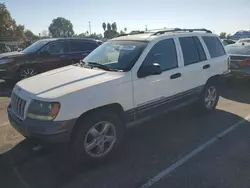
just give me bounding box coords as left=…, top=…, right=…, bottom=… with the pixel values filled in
left=8, top=104, right=76, bottom=145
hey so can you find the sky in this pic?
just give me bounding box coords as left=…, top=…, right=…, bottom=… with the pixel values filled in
left=3, top=0, right=250, bottom=36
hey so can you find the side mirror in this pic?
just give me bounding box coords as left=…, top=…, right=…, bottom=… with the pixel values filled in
left=137, top=63, right=162, bottom=78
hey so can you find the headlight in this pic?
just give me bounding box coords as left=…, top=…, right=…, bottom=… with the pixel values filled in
left=0, top=59, right=14, bottom=64
left=27, top=100, right=60, bottom=121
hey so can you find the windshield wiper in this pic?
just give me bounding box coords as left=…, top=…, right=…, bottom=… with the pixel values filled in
left=87, top=62, right=111, bottom=71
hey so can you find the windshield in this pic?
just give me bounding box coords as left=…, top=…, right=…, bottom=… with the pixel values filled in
left=22, top=40, right=49, bottom=53
left=225, top=44, right=250, bottom=55
left=83, top=40, right=148, bottom=71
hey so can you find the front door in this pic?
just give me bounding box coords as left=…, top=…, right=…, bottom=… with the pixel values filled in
left=36, top=40, right=71, bottom=73
left=133, top=38, right=183, bottom=120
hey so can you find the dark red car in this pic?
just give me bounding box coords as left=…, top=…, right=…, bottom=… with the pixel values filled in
left=0, top=38, right=102, bottom=81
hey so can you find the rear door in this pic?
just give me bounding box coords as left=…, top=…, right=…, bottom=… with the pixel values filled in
left=177, top=36, right=209, bottom=92
left=69, top=40, right=99, bottom=64
left=36, top=40, right=71, bottom=72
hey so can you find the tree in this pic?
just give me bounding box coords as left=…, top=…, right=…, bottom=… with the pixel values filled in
left=219, top=32, right=227, bottom=39
left=0, top=3, right=25, bottom=38
left=103, top=22, right=119, bottom=39
left=49, top=17, right=74, bottom=37
left=111, top=22, right=117, bottom=31
left=124, top=27, right=127, bottom=32
left=102, top=22, right=106, bottom=31
left=24, top=29, right=39, bottom=40
left=107, top=23, right=111, bottom=31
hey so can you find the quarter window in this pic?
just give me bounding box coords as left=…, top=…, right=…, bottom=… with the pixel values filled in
left=142, top=39, right=178, bottom=71
left=202, top=36, right=226, bottom=58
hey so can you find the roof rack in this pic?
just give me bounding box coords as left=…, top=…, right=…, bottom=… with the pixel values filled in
left=117, top=31, right=147, bottom=37
left=151, top=28, right=212, bottom=36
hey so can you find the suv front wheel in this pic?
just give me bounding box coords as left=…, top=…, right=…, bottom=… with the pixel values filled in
left=70, top=110, right=125, bottom=163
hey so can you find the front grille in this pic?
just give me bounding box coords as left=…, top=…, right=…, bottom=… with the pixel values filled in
left=11, top=92, right=26, bottom=119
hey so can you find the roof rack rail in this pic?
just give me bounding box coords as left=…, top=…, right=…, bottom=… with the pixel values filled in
left=151, top=28, right=212, bottom=36
left=117, top=31, right=146, bottom=37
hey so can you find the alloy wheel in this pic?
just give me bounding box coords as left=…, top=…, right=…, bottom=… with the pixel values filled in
left=84, top=121, right=116, bottom=158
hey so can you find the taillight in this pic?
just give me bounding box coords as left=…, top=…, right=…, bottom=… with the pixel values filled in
left=239, top=59, right=250, bottom=66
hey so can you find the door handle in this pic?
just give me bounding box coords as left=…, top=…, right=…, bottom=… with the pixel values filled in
left=60, top=55, right=66, bottom=58
left=170, top=73, right=181, bottom=79
left=203, top=64, right=210, bottom=69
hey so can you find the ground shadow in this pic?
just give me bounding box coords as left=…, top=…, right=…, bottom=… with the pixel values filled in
left=221, top=78, right=250, bottom=104
left=0, top=80, right=14, bottom=97
left=0, top=107, right=249, bottom=188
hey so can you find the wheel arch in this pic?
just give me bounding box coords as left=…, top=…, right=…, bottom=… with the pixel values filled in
left=70, top=103, right=125, bottom=143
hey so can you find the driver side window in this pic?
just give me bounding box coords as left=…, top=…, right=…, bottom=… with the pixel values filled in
left=41, top=41, right=69, bottom=55
left=141, top=39, right=178, bottom=71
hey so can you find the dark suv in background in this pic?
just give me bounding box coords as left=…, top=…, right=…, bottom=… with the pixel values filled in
left=0, top=38, right=102, bottom=81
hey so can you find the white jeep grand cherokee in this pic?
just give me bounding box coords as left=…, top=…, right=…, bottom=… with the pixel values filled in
left=8, top=28, right=229, bottom=161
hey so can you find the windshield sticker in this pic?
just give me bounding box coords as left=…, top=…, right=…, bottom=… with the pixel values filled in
left=113, top=45, right=136, bottom=51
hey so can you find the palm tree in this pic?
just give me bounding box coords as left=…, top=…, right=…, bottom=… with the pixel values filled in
left=102, top=22, right=106, bottom=31
left=111, top=22, right=117, bottom=31
left=107, top=23, right=111, bottom=31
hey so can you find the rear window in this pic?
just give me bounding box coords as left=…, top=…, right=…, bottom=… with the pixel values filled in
left=225, top=44, right=250, bottom=55
left=202, top=36, right=226, bottom=58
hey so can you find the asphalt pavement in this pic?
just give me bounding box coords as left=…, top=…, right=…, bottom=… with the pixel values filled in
left=0, top=80, right=250, bottom=188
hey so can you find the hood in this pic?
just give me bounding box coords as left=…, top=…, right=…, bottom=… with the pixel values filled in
left=0, top=51, right=26, bottom=59
left=16, top=65, right=125, bottom=98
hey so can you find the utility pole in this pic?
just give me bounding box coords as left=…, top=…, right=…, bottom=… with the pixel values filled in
left=88, top=21, right=91, bottom=35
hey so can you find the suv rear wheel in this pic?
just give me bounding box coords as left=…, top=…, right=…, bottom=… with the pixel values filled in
left=198, top=82, right=219, bottom=112
left=70, top=110, right=125, bottom=163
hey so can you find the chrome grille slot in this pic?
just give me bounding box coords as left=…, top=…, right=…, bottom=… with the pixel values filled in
left=11, top=92, right=26, bottom=119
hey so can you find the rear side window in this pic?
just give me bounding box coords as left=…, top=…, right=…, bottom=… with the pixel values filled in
left=70, top=41, right=98, bottom=52
left=142, top=39, right=178, bottom=71
left=179, top=37, right=200, bottom=65
left=202, top=36, right=226, bottom=58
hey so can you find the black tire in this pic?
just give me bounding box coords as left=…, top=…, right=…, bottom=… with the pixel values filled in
left=197, top=81, right=219, bottom=112
left=70, top=110, right=125, bottom=164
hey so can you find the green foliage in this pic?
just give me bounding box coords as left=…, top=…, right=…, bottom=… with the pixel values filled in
left=219, top=32, right=227, bottom=39
left=0, top=3, right=25, bottom=38
left=49, top=17, right=74, bottom=37
left=24, top=29, right=39, bottom=40
left=102, top=22, right=106, bottom=31
left=103, top=22, right=119, bottom=39
left=76, top=32, right=103, bottom=40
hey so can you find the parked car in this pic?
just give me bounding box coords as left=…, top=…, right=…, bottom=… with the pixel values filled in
left=225, top=42, right=250, bottom=78
left=0, top=38, right=102, bottom=82
left=221, top=39, right=235, bottom=46
left=236, top=38, right=250, bottom=44
left=8, top=29, right=229, bottom=162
